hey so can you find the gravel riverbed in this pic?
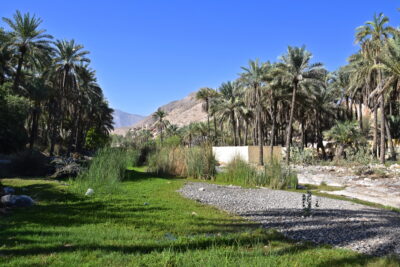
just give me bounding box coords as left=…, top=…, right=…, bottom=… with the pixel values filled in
left=178, top=182, right=400, bottom=256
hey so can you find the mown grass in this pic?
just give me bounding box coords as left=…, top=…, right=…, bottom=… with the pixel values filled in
left=0, top=169, right=399, bottom=266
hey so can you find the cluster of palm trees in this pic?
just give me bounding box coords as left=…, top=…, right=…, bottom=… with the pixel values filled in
left=193, top=12, right=400, bottom=165
left=0, top=11, right=113, bottom=155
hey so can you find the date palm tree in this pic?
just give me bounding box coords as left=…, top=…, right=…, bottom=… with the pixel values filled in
left=216, top=81, right=245, bottom=146
left=356, top=13, right=395, bottom=163
left=276, top=46, right=325, bottom=164
left=196, top=87, right=218, bottom=139
left=2, top=10, right=52, bottom=92
left=240, top=59, right=269, bottom=165
left=152, top=108, right=167, bottom=143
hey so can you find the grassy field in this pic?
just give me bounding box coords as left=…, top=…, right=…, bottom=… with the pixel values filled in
left=1, top=168, right=399, bottom=267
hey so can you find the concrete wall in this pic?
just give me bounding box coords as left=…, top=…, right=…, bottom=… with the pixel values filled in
left=213, top=146, right=282, bottom=165
left=248, top=146, right=282, bottom=164
left=212, top=146, right=249, bottom=165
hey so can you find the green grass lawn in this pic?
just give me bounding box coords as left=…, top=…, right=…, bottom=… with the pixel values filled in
left=1, top=168, right=399, bottom=267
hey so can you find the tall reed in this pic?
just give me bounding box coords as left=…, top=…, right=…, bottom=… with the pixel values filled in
left=72, top=147, right=139, bottom=194
left=218, top=157, right=298, bottom=189
left=147, top=145, right=216, bottom=180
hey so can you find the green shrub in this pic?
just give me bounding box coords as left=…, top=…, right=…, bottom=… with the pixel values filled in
left=218, top=157, right=257, bottom=185
left=72, top=147, right=139, bottom=194
left=290, top=147, right=317, bottom=165
left=218, top=158, right=298, bottom=189
left=147, top=145, right=216, bottom=180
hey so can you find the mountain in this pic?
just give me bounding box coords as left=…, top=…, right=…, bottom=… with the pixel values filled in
left=112, top=92, right=207, bottom=136
left=112, top=109, right=145, bottom=128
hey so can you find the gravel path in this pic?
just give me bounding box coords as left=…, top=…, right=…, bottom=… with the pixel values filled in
left=178, top=182, right=400, bottom=256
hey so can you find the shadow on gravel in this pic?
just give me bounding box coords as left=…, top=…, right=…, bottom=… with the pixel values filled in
left=240, top=207, right=400, bottom=256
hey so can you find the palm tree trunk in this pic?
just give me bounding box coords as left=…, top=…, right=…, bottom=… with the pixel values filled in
left=29, top=104, right=40, bottom=149
left=285, top=83, right=297, bottom=164
left=380, top=95, right=385, bottom=163
left=385, top=118, right=396, bottom=160
left=257, top=104, right=263, bottom=165
left=358, top=100, right=363, bottom=130
left=373, top=107, right=378, bottom=158
left=231, top=112, right=237, bottom=146
left=244, top=121, right=248, bottom=146
left=13, top=51, right=25, bottom=93
left=213, top=116, right=217, bottom=145
left=270, top=101, right=276, bottom=161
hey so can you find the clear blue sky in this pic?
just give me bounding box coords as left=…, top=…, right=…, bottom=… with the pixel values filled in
left=2, top=1, right=399, bottom=115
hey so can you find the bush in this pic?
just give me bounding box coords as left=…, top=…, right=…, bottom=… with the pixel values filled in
left=147, top=145, right=216, bottom=180
left=72, top=147, right=139, bottom=194
left=0, top=83, right=31, bottom=153
left=218, top=158, right=298, bottom=189
left=290, top=147, right=317, bottom=165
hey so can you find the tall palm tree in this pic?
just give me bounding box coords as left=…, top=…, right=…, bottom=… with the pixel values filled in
left=152, top=108, right=167, bottom=143
left=356, top=13, right=395, bottom=163
left=217, top=81, right=245, bottom=146
left=0, top=28, right=13, bottom=85
left=196, top=87, right=218, bottom=139
left=53, top=39, right=90, bottom=153
left=2, top=10, right=52, bottom=92
left=240, top=59, right=269, bottom=165
left=276, top=46, right=325, bottom=164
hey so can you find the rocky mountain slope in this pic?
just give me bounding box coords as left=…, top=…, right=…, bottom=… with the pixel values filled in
left=112, top=92, right=207, bottom=136
left=112, top=109, right=145, bottom=128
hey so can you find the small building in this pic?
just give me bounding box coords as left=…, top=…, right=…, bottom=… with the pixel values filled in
left=212, top=146, right=282, bottom=165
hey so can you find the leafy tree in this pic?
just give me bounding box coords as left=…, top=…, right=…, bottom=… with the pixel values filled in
left=324, top=121, right=366, bottom=160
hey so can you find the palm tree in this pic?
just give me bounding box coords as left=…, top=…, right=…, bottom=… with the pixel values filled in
left=0, top=28, right=13, bottom=85
left=53, top=39, right=90, bottom=153
left=240, top=59, right=269, bottom=165
left=152, top=108, right=167, bottom=143
left=216, top=81, right=245, bottom=146
left=276, top=46, right=325, bottom=164
left=2, top=10, right=52, bottom=92
left=356, top=13, right=395, bottom=163
left=196, top=87, right=218, bottom=140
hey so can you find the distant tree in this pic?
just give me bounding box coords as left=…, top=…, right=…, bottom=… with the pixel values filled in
left=152, top=108, right=168, bottom=143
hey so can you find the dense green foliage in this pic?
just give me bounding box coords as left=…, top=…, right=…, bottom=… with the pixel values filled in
left=1, top=171, right=398, bottom=266
left=0, top=11, right=113, bottom=155
left=0, top=83, right=31, bottom=152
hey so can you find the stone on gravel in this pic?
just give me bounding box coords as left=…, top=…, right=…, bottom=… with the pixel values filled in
left=85, top=188, right=94, bottom=196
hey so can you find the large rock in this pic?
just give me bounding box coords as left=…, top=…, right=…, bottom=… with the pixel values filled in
left=1, top=194, right=35, bottom=207
left=51, top=162, right=82, bottom=179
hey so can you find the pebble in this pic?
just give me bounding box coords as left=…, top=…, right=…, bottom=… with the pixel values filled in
left=179, top=182, right=400, bottom=256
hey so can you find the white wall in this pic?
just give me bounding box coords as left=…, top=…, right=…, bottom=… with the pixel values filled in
left=212, top=146, right=249, bottom=165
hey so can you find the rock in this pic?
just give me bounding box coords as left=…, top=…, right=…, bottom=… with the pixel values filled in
left=85, top=188, right=94, bottom=196
left=1, top=194, right=34, bottom=207
left=3, top=187, right=15, bottom=195
left=51, top=162, right=82, bottom=179
left=297, top=184, right=306, bottom=189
